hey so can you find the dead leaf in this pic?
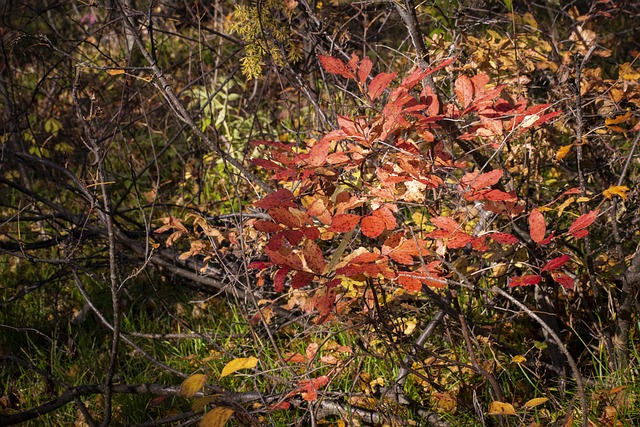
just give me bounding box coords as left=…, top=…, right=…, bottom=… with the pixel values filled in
left=488, top=401, right=517, bottom=415
left=220, top=357, right=258, bottom=378
left=181, top=374, right=207, bottom=397
left=200, top=406, right=234, bottom=427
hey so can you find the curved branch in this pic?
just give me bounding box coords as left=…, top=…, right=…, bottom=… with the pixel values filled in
left=490, top=286, right=588, bottom=427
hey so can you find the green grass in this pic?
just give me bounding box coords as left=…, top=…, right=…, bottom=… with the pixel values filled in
left=3, top=265, right=640, bottom=426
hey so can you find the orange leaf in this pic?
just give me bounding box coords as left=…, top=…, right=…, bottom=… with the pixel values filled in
left=462, top=169, right=503, bottom=191
left=529, top=208, right=546, bottom=244
left=319, top=55, right=356, bottom=79
left=360, top=215, right=385, bottom=238
left=556, top=144, right=573, bottom=161
left=328, top=213, right=361, bottom=232
left=455, top=74, right=474, bottom=108
left=368, top=72, right=397, bottom=101
left=357, top=56, right=372, bottom=85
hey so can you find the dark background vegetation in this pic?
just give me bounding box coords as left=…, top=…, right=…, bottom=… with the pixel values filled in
left=1, top=0, right=640, bottom=426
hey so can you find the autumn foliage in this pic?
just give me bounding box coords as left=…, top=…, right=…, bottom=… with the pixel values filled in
left=248, top=53, right=597, bottom=319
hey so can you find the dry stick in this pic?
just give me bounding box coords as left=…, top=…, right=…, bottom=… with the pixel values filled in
left=72, top=271, right=191, bottom=380
left=72, top=70, right=121, bottom=427
left=451, top=290, right=504, bottom=402
left=393, top=308, right=447, bottom=405
left=490, top=286, right=588, bottom=427
left=114, top=0, right=271, bottom=193
left=611, top=130, right=640, bottom=369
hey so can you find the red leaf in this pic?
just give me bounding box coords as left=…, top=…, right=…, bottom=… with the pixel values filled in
left=269, top=206, right=302, bottom=228
left=274, top=267, right=290, bottom=292
left=264, top=246, right=304, bottom=270
left=254, top=220, right=282, bottom=233
left=358, top=56, right=373, bottom=86
left=538, top=232, right=555, bottom=245
left=542, top=254, right=570, bottom=272
left=368, top=72, right=397, bottom=101
left=350, top=252, right=380, bottom=263
left=568, top=210, right=599, bottom=238
left=302, top=226, right=320, bottom=240
left=447, top=233, right=474, bottom=248
left=328, top=213, right=361, bottom=233
left=373, top=206, right=396, bottom=229
left=346, top=53, right=359, bottom=75
left=454, top=74, right=474, bottom=108
left=430, top=216, right=459, bottom=232
left=308, top=138, right=332, bottom=167
left=421, top=85, right=440, bottom=116
left=552, top=272, right=575, bottom=290
left=461, top=169, right=503, bottom=191
left=313, top=286, right=337, bottom=316
left=285, top=353, right=306, bottom=363
left=254, top=189, right=296, bottom=209
left=471, top=73, right=490, bottom=94
left=269, top=401, right=291, bottom=411
left=281, top=230, right=304, bottom=245
left=529, top=208, right=546, bottom=244
left=303, top=240, right=326, bottom=274
left=298, top=376, right=330, bottom=402
left=562, top=187, right=582, bottom=196
left=251, top=158, right=284, bottom=171
left=248, top=261, right=272, bottom=270
left=531, top=110, right=561, bottom=127
left=422, top=56, right=457, bottom=77
left=400, top=67, right=428, bottom=90
left=319, top=55, right=356, bottom=80
left=509, top=275, right=542, bottom=287
left=482, top=189, right=517, bottom=202
left=397, top=274, right=422, bottom=292
left=361, top=215, right=386, bottom=238
left=291, top=270, right=315, bottom=289
left=491, top=233, right=519, bottom=244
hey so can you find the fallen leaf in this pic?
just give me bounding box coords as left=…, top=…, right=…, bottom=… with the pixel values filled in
left=488, top=401, right=517, bottom=415
left=200, top=406, right=234, bottom=427
left=181, top=374, right=207, bottom=397
left=524, top=397, right=549, bottom=408
left=220, top=357, right=258, bottom=378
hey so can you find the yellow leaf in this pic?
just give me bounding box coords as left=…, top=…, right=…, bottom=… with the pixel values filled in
left=605, top=112, right=632, bottom=126
left=603, top=185, right=629, bottom=201
left=181, top=374, right=207, bottom=397
left=403, top=317, right=417, bottom=335
left=192, top=395, right=218, bottom=412
left=488, top=401, right=517, bottom=415
left=106, top=68, right=125, bottom=76
left=556, top=144, right=573, bottom=161
left=576, top=197, right=590, bottom=203
left=557, top=197, right=575, bottom=217
left=619, top=62, right=640, bottom=80
left=220, top=357, right=258, bottom=378
left=200, top=406, right=235, bottom=427
left=524, top=397, right=549, bottom=408
left=511, top=355, right=527, bottom=364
